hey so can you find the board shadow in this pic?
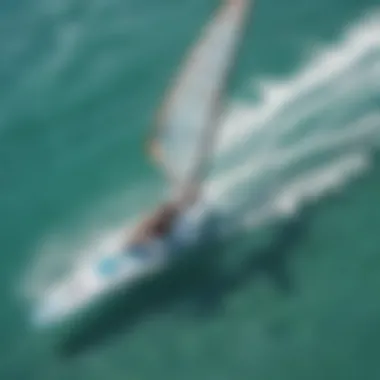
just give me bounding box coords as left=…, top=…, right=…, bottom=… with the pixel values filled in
left=57, top=206, right=312, bottom=358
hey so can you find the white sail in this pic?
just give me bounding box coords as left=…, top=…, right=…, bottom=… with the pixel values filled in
left=149, top=0, right=253, bottom=198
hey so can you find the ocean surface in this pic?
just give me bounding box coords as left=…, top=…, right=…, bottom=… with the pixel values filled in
left=1, top=0, right=380, bottom=379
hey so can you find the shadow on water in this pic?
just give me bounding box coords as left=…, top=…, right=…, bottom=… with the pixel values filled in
left=57, top=207, right=312, bottom=358
left=220, top=215, right=308, bottom=298
left=60, top=148, right=380, bottom=358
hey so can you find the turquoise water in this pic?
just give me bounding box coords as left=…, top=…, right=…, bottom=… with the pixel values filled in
left=1, top=0, right=380, bottom=379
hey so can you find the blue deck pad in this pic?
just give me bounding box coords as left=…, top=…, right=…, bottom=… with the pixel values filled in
left=97, top=256, right=122, bottom=277
left=96, top=242, right=162, bottom=278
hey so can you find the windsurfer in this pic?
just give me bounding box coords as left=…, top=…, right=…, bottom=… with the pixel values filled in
left=125, top=0, right=250, bottom=249
left=127, top=182, right=199, bottom=247
left=128, top=202, right=179, bottom=245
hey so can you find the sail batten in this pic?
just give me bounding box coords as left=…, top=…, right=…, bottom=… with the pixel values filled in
left=150, top=0, right=253, bottom=197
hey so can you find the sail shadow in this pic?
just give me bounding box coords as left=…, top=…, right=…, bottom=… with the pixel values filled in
left=190, top=209, right=311, bottom=317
